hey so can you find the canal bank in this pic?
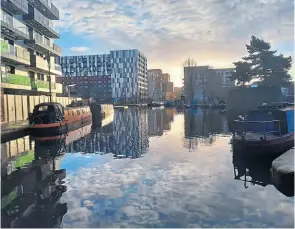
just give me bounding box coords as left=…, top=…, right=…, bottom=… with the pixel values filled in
left=271, top=148, right=294, bottom=197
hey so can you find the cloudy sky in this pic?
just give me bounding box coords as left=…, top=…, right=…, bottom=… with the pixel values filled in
left=54, top=0, right=294, bottom=87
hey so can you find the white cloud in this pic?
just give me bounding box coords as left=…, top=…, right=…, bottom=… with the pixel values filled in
left=54, top=0, right=294, bottom=86
left=70, top=46, right=90, bottom=53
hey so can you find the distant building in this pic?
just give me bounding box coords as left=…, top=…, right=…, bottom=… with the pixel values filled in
left=162, top=73, right=174, bottom=100
left=174, top=87, right=183, bottom=100
left=183, top=66, right=234, bottom=104
left=60, top=49, right=148, bottom=103
left=60, top=54, right=112, bottom=102
left=147, top=69, right=163, bottom=101
left=111, top=50, right=148, bottom=103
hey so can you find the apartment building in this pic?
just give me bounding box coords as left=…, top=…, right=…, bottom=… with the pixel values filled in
left=147, top=69, right=163, bottom=101
left=183, top=66, right=234, bottom=104
left=60, top=49, right=148, bottom=103
left=60, top=54, right=112, bottom=102
left=1, top=0, right=63, bottom=96
left=111, top=49, right=148, bottom=103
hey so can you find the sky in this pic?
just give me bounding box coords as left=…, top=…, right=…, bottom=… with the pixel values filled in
left=53, top=0, right=294, bottom=87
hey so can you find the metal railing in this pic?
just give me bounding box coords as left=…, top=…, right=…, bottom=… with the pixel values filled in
left=1, top=40, right=30, bottom=62
left=1, top=72, right=31, bottom=86
left=32, top=80, right=56, bottom=89
left=0, top=9, right=29, bottom=36
left=2, top=0, right=29, bottom=14
left=233, top=120, right=282, bottom=139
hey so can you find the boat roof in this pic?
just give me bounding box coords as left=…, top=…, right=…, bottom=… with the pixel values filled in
left=35, top=102, right=62, bottom=107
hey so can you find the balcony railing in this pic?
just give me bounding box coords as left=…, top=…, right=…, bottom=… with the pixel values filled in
left=54, top=63, right=62, bottom=72
left=1, top=0, right=29, bottom=15
left=32, top=80, right=56, bottom=89
left=0, top=9, right=29, bottom=40
left=23, top=7, right=59, bottom=38
left=1, top=40, right=30, bottom=65
left=27, top=0, right=59, bottom=20
left=30, top=54, right=49, bottom=71
left=24, top=31, right=61, bottom=56
left=1, top=73, right=31, bottom=87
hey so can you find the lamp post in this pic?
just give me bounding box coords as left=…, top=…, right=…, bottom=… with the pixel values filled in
left=45, top=51, right=52, bottom=102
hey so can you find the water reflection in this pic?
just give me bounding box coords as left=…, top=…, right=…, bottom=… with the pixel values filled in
left=232, top=149, right=274, bottom=189
left=148, top=108, right=175, bottom=136
left=1, top=108, right=293, bottom=228
left=1, top=141, right=67, bottom=228
left=183, top=109, right=229, bottom=150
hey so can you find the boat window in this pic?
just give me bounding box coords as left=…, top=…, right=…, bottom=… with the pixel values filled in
left=38, top=105, right=49, bottom=112
left=77, top=111, right=80, bottom=115
left=72, top=111, right=75, bottom=116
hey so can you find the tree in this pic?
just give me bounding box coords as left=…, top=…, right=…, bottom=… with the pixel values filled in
left=232, top=61, right=252, bottom=86
left=233, top=35, right=292, bottom=87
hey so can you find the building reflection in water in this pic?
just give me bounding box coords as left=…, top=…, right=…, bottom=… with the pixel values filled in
left=1, top=137, right=67, bottom=228
left=147, top=108, right=175, bottom=137
left=183, top=109, right=229, bottom=150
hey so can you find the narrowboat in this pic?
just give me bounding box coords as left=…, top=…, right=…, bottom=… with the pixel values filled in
left=30, top=102, right=92, bottom=136
left=232, top=102, right=294, bottom=155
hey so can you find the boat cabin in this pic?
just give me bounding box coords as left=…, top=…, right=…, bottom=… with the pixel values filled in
left=235, top=103, right=294, bottom=137
left=32, top=102, right=65, bottom=124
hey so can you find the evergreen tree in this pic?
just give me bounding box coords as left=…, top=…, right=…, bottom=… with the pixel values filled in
left=232, top=61, right=252, bottom=86
left=232, top=35, right=292, bottom=86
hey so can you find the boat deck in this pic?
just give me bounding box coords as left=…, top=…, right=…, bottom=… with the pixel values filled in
left=234, top=132, right=282, bottom=141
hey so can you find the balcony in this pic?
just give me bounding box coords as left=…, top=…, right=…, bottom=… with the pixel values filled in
left=1, top=0, right=28, bottom=15
left=27, top=0, right=59, bottom=20
left=1, top=9, right=29, bottom=40
left=32, top=80, right=56, bottom=90
left=53, top=63, right=62, bottom=75
left=23, top=7, right=59, bottom=38
left=28, top=53, right=49, bottom=72
left=1, top=72, right=32, bottom=90
left=25, top=31, right=61, bottom=56
left=1, top=41, right=30, bottom=65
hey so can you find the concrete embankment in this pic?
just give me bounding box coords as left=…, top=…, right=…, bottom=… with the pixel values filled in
left=90, top=103, right=114, bottom=126
left=271, top=148, right=294, bottom=197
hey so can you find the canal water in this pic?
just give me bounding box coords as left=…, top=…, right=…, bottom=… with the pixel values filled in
left=1, top=108, right=294, bottom=228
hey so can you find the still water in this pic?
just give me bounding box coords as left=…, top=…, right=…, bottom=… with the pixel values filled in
left=1, top=108, right=294, bottom=228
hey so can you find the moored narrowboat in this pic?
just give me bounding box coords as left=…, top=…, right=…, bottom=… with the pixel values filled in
left=232, top=102, right=294, bottom=155
left=30, top=102, right=92, bottom=136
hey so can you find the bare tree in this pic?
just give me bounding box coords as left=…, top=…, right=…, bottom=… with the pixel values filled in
left=183, top=58, right=197, bottom=67
left=183, top=58, right=197, bottom=104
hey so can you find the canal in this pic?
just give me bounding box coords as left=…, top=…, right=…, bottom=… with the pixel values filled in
left=1, top=108, right=294, bottom=227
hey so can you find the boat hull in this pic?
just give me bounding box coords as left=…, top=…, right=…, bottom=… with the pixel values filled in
left=30, top=116, right=92, bottom=137
left=232, top=133, right=294, bottom=155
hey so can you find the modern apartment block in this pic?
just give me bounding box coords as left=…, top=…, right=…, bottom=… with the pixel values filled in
left=147, top=69, right=163, bottom=101
left=111, top=49, right=148, bottom=103
left=60, top=49, right=148, bottom=103
left=60, top=54, right=112, bottom=102
left=183, top=66, right=234, bottom=104
left=1, top=0, right=63, bottom=96
left=215, top=68, right=235, bottom=88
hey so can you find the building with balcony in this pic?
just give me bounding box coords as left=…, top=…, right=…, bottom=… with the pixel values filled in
left=1, top=0, right=62, bottom=96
